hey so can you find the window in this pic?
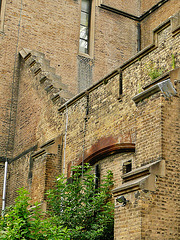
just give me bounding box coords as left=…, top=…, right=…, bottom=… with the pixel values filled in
left=79, top=0, right=91, bottom=54
left=79, top=0, right=95, bottom=56
left=123, top=160, right=132, bottom=174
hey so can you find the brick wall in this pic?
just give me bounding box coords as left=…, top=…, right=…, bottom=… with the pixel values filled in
left=103, top=0, right=140, bottom=16
left=13, top=59, right=62, bottom=156
left=0, top=0, right=179, bottom=160
left=6, top=151, right=61, bottom=207
left=0, top=0, right=139, bottom=160
left=58, top=18, right=179, bottom=239
left=140, top=0, right=180, bottom=48
left=0, top=2, right=179, bottom=239
left=6, top=153, right=31, bottom=206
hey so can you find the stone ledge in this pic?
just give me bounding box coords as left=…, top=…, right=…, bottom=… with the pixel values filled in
left=31, top=149, right=46, bottom=159
left=143, top=72, right=170, bottom=90
left=40, top=135, right=62, bottom=155
left=58, top=69, right=119, bottom=112
left=112, top=175, right=150, bottom=195
left=112, top=160, right=165, bottom=195
left=40, top=139, right=55, bottom=149
left=132, top=78, right=177, bottom=103
left=122, top=160, right=165, bottom=182
left=171, top=11, right=180, bottom=35
left=132, top=83, right=160, bottom=104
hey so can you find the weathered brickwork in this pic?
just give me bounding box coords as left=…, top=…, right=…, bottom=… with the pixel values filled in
left=103, top=0, right=140, bottom=16
left=6, top=150, right=61, bottom=207
left=13, top=59, right=63, bottom=156
left=6, top=153, right=31, bottom=205
left=0, top=1, right=179, bottom=239
left=1, top=0, right=179, bottom=161
left=0, top=0, right=142, bottom=160
left=140, top=0, right=179, bottom=48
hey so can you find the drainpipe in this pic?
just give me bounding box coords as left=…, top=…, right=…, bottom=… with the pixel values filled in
left=119, top=69, right=123, bottom=96
left=137, top=22, right=141, bottom=52
left=2, top=160, right=8, bottom=215
left=117, top=69, right=123, bottom=101
left=1, top=0, right=23, bottom=215
left=63, top=104, right=68, bottom=174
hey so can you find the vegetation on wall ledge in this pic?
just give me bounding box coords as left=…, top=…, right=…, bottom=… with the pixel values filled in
left=145, top=61, right=164, bottom=80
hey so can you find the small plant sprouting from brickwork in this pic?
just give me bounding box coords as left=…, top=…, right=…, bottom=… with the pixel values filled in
left=138, top=83, right=142, bottom=93
left=145, top=61, right=164, bottom=80
left=171, top=54, right=176, bottom=69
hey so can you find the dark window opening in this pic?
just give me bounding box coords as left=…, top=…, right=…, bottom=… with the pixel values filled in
left=95, top=164, right=100, bottom=190
left=123, top=160, right=132, bottom=174
left=67, top=177, right=73, bottom=185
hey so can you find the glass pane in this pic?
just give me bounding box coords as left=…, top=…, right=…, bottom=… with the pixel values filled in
left=81, top=0, right=90, bottom=13
left=81, top=12, right=89, bottom=27
left=79, top=39, right=88, bottom=54
left=80, top=26, right=88, bottom=40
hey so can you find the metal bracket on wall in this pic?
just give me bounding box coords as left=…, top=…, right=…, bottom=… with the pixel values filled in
left=158, top=79, right=177, bottom=99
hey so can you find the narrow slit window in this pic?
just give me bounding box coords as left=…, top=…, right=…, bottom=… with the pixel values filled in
left=79, top=0, right=91, bottom=54
left=95, top=164, right=100, bottom=190
left=123, top=160, right=132, bottom=174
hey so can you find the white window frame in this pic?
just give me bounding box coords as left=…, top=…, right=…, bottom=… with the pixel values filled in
left=78, top=0, right=95, bottom=58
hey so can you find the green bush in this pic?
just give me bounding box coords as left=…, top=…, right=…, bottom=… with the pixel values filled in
left=0, top=188, right=69, bottom=240
left=0, top=164, right=114, bottom=240
left=46, top=164, right=114, bottom=240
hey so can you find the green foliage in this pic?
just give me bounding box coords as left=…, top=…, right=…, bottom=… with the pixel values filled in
left=138, top=83, right=142, bottom=93
left=0, top=165, right=114, bottom=240
left=0, top=188, right=70, bottom=240
left=172, top=54, right=176, bottom=69
left=47, top=164, right=114, bottom=240
left=145, top=61, right=164, bottom=80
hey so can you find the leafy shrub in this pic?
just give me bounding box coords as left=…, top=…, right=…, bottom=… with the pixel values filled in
left=0, top=188, right=69, bottom=240
left=46, top=164, right=114, bottom=240
left=0, top=164, right=114, bottom=240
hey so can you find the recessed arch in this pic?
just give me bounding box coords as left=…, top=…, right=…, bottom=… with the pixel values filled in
left=67, top=136, right=135, bottom=177
left=78, top=136, right=135, bottom=166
